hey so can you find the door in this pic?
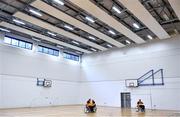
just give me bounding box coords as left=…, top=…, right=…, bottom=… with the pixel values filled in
left=121, top=92, right=131, bottom=108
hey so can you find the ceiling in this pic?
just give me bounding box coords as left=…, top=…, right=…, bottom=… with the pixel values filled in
left=0, top=0, right=179, bottom=55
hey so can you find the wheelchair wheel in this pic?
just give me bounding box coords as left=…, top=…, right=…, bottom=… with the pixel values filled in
left=141, top=106, right=145, bottom=112
left=93, top=107, right=97, bottom=113
left=141, top=108, right=145, bottom=112
left=84, top=107, right=89, bottom=113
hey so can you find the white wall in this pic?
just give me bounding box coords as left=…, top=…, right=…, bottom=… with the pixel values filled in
left=0, top=32, right=4, bottom=74
left=0, top=33, right=4, bottom=108
left=0, top=75, right=79, bottom=108
left=0, top=33, right=81, bottom=108
left=80, top=36, right=180, bottom=110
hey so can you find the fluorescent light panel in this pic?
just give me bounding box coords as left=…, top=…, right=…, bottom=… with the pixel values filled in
left=147, top=35, right=153, bottom=39
left=107, top=44, right=113, bottom=48
left=133, top=23, right=140, bottom=29
left=88, top=36, right=96, bottom=40
left=47, top=31, right=56, bottom=36
left=13, top=19, right=25, bottom=25
left=64, top=25, right=74, bottom=30
left=126, top=40, right=131, bottom=44
left=72, top=41, right=79, bottom=45
left=112, top=6, right=121, bottom=14
left=29, top=9, right=42, bottom=17
left=108, top=30, right=116, bottom=35
left=53, top=0, right=64, bottom=5
left=0, top=27, right=10, bottom=32
left=90, top=48, right=97, bottom=51
left=85, top=16, right=95, bottom=23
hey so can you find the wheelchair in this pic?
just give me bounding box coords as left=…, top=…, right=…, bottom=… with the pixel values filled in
left=84, top=105, right=97, bottom=113
left=137, top=105, right=145, bottom=112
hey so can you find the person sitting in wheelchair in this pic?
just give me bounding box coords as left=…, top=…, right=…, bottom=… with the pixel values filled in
left=85, top=99, right=96, bottom=113
left=136, top=99, right=145, bottom=112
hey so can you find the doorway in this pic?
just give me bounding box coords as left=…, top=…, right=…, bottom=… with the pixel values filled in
left=121, top=92, right=131, bottom=108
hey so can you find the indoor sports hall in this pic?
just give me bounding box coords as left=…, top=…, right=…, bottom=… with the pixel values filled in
left=0, top=0, right=180, bottom=116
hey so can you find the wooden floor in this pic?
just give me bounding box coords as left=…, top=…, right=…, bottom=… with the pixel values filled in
left=0, top=105, right=179, bottom=117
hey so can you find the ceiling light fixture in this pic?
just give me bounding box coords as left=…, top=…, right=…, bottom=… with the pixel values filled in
left=108, top=30, right=116, bottom=35
left=85, top=16, right=95, bottom=23
left=0, top=28, right=11, bottom=32
left=88, top=36, right=96, bottom=40
left=13, top=19, right=25, bottom=25
left=64, top=25, right=74, bottom=30
left=126, top=40, right=131, bottom=44
left=90, top=48, right=97, bottom=51
left=107, top=44, right=113, bottom=48
left=133, top=23, right=140, bottom=29
left=72, top=41, right=80, bottom=45
left=147, top=35, right=153, bottom=40
left=112, top=6, right=121, bottom=14
left=29, top=9, right=42, bottom=17
left=53, top=0, right=64, bottom=5
left=47, top=31, right=56, bottom=36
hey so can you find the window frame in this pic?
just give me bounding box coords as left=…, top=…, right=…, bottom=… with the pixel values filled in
left=63, top=52, right=80, bottom=61
left=38, top=45, right=59, bottom=57
left=4, top=36, right=33, bottom=50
